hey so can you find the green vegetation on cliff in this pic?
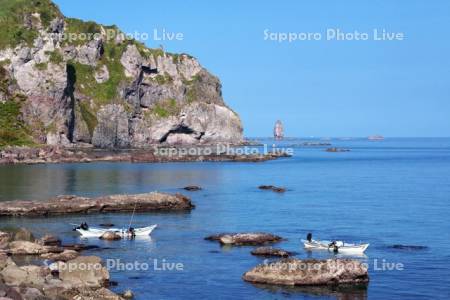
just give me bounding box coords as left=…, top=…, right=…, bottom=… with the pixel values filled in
left=63, top=17, right=101, bottom=46
left=67, top=39, right=132, bottom=107
left=153, top=98, right=179, bottom=118
left=78, top=101, right=97, bottom=136
left=0, top=101, right=34, bottom=148
left=0, top=0, right=61, bottom=49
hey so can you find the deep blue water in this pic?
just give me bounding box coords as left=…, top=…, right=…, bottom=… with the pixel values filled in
left=0, top=138, right=449, bottom=299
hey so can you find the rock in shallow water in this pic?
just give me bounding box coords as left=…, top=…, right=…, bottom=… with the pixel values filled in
left=251, top=247, right=293, bottom=257
left=388, top=245, right=428, bottom=251
left=205, top=233, right=283, bottom=246
left=4, top=241, right=62, bottom=255
left=38, top=234, right=62, bottom=247
left=41, top=249, right=79, bottom=262
left=99, top=231, right=122, bottom=241
left=243, top=258, right=369, bottom=286
left=258, top=185, right=286, bottom=193
left=0, top=192, right=194, bottom=217
left=183, top=185, right=202, bottom=191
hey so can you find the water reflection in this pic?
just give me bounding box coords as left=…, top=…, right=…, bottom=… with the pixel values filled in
left=0, top=163, right=224, bottom=201
left=252, top=283, right=368, bottom=300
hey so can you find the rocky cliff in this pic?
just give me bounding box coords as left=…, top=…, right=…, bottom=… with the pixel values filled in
left=0, top=0, right=243, bottom=148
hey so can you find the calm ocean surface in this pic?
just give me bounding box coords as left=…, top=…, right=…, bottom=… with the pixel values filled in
left=0, top=138, right=449, bottom=299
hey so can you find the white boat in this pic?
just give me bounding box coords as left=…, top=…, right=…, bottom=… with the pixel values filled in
left=302, top=239, right=369, bottom=254
left=76, top=225, right=157, bottom=238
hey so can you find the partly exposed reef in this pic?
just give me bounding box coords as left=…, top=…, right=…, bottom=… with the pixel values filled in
left=243, top=258, right=369, bottom=286
left=258, top=185, right=286, bottom=193
left=205, top=233, right=283, bottom=246
left=0, top=145, right=290, bottom=164
left=251, top=247, right=293, bottom=257
left=0, top=192, right=194, bottom=217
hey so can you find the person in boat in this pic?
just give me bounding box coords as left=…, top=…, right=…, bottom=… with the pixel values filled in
left=306, top=233, right=312, bottom=242
left=127, top=227, right=136, bottom=238
left=328, top=241, right=339, bottom=253
left=73, top=222, right=89, bottom=231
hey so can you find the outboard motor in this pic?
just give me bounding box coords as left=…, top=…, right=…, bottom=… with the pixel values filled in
left=307, top=233, right=312, bottom=242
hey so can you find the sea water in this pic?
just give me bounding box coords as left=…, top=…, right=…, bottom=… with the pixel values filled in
left=0, top=138, right=449, bottom=299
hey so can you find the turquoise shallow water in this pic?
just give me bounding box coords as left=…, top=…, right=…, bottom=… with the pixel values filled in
left=0, top=138, right=449, bottom=299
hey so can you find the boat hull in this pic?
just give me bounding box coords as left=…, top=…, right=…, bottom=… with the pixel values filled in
left=302, top=239, right=369, bottom=254
left=76, top=225, right=157, bottom=238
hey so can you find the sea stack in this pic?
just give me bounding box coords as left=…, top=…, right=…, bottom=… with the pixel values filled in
left=274, top=120, right=284, bottom=140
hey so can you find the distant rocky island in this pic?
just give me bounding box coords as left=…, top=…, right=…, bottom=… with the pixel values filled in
left=0, top=0, right=243, bottom=150
left=368, top=135, right=384, bottom=141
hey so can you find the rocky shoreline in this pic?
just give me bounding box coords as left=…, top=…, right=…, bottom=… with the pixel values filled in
left=0, top=192, right=194, bottom=217
left=0, top=228, right=126, bottom=300
left=0, top=145, right=290, bottom=165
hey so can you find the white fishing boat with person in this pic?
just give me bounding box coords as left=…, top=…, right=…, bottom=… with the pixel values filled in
left=74, top=198, right=157, bottom=238
left=302, top=233, right=369, bottom=254
left=74, top=223, right=157, bottom=238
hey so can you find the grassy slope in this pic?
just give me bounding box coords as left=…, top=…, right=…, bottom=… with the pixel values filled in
left=0, top=0, right=61, bottom=49
left=0, top=101, right=34, bottom=148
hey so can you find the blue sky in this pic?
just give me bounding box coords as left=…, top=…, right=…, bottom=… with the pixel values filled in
left=54, top=0, right=450, bottom=137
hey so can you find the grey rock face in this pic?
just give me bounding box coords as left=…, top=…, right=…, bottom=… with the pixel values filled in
left=138, top=81, right=182, bottom=108
left=92, top=104, right=130, bottom=148
left=1, top=3, right=243, bottom=148
left=181, top=102, right=243, bottom=143
left=76, top=38, right=104, bottom=66
left=120, top=44, right=142, bottom=78
left=50, top=17, right=64, bottom=33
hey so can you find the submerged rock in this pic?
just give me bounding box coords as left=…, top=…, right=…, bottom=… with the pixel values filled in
left=183, top=185, right=202, bottom=191
left=62, top=244, right=101, bottom=252
left=0, top=192, right=194, bottom=217
left=206, top=233, right=283, bottom=246
left=258, top=185, right=286, bottom=193
left=251, top=247, right=293, bottom=257
left=243, top=258, right=369, bottom=286
left=326, top=148, right=350, bottom=153
left=388, top=245, right=428, bottom=251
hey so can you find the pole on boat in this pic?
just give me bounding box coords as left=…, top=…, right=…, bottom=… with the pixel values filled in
left=128, top=201, right=137, bottom=230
